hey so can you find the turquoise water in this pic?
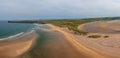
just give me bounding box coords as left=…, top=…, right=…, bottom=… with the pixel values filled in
left=0, top=21, right=35, bottom=38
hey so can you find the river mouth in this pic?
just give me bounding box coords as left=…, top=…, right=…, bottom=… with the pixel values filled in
left=19, top=24, right=72, bottom=58
left=79, top=20, right=120, bottom=34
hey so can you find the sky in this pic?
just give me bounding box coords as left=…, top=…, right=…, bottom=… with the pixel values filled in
left=0, top=0, right=120, bottom=20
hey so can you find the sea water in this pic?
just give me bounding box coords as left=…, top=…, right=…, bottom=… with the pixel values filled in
left=0, top=21, right=35, bottom=38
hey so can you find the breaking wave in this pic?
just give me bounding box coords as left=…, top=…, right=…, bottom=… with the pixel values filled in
left=0, top=32, right=24, bottom=40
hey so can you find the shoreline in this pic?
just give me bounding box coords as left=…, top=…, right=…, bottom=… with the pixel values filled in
left=47, top=24, right=120, bottom=58
left=0, top=30, right=37, bottom=58
left=46, top=24, right=105, bottom=58
left=0, top=32, right=24, bottom=41
left=77, top=21, right=120, bottom=58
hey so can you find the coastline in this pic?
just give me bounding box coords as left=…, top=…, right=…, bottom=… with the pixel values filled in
left=0, top=30, right=37, bottom=58
left=0, top=23, right=119, bottom=58
left=76, top=20, right=120, bottom=57
left=0, top=32, right=24, bottom=41
left=46, top=24, right=105, bottom=58
left=61, top=24, right=120, bottom=58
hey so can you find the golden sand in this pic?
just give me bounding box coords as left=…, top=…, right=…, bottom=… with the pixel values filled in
left=46, top=24, right=105, bottom=58
left=0, top=31, right=37, bottom=58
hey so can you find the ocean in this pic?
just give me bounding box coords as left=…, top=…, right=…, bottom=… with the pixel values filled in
left=0, top=21, right=35, bottom=38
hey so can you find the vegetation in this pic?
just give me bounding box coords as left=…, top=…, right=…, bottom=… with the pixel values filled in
left=9, top=20, right=97, bottom=35
left=8, top=17, right=118, bottom=58
left=38, top=20, right=96, bottom=35
left=88, top=35, right=101, bottom=38
left=104, top=36, right=109, bottom=38
left=8, top=17, right=120, bottom=35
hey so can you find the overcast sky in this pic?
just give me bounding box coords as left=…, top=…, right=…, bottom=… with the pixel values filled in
left=0, top=0, right=120, bottom=20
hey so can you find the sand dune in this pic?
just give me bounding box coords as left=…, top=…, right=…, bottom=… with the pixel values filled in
left=47, top=21, right=120, bottom=58
left=74, top=20, right=120, bottom=58
left=78, top=20, right=120, bottom=33
left=47, top=24, right=105, bottom=58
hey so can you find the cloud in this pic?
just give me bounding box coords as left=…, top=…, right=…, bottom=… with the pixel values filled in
left=0, top=0, right=120, bottom=20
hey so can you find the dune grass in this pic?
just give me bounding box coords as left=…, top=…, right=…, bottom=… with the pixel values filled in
left=38, top=20, right=96, bottom=35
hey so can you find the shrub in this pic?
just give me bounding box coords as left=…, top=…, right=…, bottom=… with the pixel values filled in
left=88, top=35, right=101, bottom=38
left=104, top=36, right=109, bottom=38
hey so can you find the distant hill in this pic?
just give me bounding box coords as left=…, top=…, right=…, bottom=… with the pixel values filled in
left=8, top=17, right=120, bottom=23
left=84, top=17, right=120, bottom=20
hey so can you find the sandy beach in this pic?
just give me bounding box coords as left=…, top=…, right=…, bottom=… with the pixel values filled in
left=46, top=22, right=120, bottom=58
left=57, top=20, right=120, bottom=58
left=46, top=24, right=105, bottom=58
left=76, top=20, right=120, bottom=58
left=0, top=30, right=37, bottom=58
left=1, top=22, right=119, bottom=58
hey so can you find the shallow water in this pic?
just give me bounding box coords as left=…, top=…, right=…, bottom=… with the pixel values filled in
left=19, top=25, right=90, bottom=58
left=19, top=25, right=64, bottom=58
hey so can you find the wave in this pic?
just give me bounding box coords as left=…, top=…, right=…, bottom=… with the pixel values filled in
left=0, top=23, right=42, bottom=41
left=34, top=23, right=41, bottom=26
left=0, top=32, right=24, bottom=40
left=34, top=23, right=39, bottom=25
left=34, top=23, right=45, bottom=27
left=0, top=23, right=37, bottom=41
left=29, top=30, right=35, bottom=34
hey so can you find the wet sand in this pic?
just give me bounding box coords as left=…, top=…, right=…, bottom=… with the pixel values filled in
left=46, top=24, right=105, bottom=58
left=0, top=31, right=37, bottom=58
left=3, top=21, right=119, bottom=58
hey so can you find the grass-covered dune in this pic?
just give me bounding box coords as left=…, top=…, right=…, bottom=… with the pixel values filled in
left=38, top=20, right=95, bottom=35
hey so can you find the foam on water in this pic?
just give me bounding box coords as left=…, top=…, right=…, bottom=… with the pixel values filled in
left=0, top=21, right=36, bottom=40
left=0, top=32, right=24, bottom=40
left=0, top=29, right=37, bottom=41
